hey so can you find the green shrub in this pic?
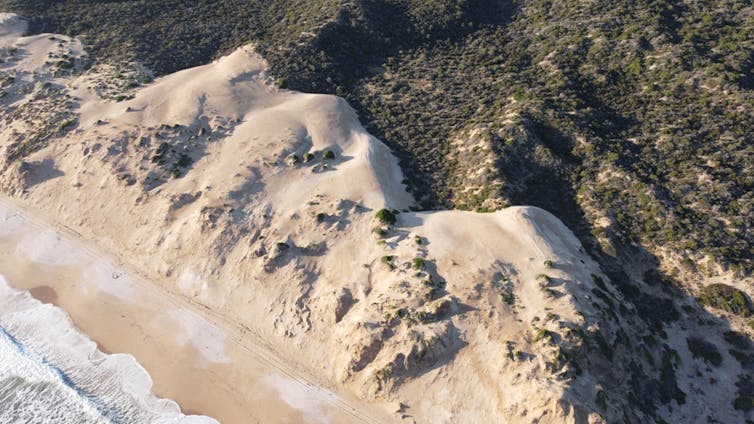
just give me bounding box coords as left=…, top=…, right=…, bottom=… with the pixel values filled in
left=591, top=274, right=609, bottom=291
left=412, top=257, right=425, bottom=270
left=593, top=332, right=613, bottom=360
left=500, top=288, right=514, bottom=305
left=303, top=152, right=315, bottom=162
left=373, top=226, right=388, bottom=238
left=534, top=329, right=554, bottom=343
left=54, top=59, right=73, bottom=69
left=323, top=149, right=335, bottom=160
left=536, top=273, right=551, bottom=283
left=375, top=363, right=394, bottom=379
left=276, top=242, right=290, bottom=251
left=56, top=119, right=76, bottom=132
left=287, top=154, right=300, bottom=165
left=734, top=396, right=754, bottom=411
left=595, top=390, right=608, bottom=410
left=176, top=153, right=192, bottom=168
left=687, top=337, right=722, bottom=367
left=375, top=208, right=397, bottom=225
left=698, top=284, right=752, bottom=317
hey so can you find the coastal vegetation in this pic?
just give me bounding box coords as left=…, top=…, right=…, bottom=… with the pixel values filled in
left=2, top=0, right=751, bottom=281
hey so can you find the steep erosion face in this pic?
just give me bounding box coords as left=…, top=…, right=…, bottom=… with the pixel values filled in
left=0, top=14, right=753, bottom=423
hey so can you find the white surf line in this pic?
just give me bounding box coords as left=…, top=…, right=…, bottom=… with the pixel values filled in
left=0, top=196, right=387, bottom=424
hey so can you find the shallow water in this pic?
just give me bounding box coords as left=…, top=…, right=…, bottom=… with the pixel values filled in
left=0, top=275, right=217, bottom=424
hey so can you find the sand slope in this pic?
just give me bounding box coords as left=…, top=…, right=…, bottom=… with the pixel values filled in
left=0, top=13, right=750, bottom=424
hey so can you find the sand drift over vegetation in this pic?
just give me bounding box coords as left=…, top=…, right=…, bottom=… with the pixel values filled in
left=0, top=13, right=753, bottom=423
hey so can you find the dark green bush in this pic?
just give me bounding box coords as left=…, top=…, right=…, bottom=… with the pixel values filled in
left=500, top=288, right=514, bottom=305
left=699, top=284, right=752, bottom=317
left=411, top=257, right=425, bottom=270
left=287, top=154, right=300, bottom=165
left=687, top=337, right=723, bottom=367
left=373, top=226, right=388, bottom=237
left=56, top=119, right=76, bottom=132
left=276, top=242, right=290, bottom=251
left=734, top=396, right=754, bottom=411
left=534, top=329, right=554, bottom=343
left=176, top=153, right=192, bottom=168
left=375, top=208, right=397, bottom=225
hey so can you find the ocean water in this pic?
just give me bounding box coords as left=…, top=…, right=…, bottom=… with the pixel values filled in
left=0, top=275, right=217, bottom=424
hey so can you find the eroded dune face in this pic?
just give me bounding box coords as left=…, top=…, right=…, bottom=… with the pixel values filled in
left=0, top=13, right=748, bottom=424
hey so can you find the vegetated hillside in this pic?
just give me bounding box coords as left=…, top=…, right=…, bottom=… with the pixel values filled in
left=267, top=0, right=754, bottom=284
left=0, top=0, right=342, bottom=75
left=2, top=0, right=750, bottom=284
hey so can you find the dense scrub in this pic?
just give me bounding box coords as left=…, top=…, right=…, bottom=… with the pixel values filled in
left=1, top=0, right=752, bottom=278
left=0, top=0, right=342, bottom=74
left=699, top=283, right=752, bottom=317
left=280, top=0, right=754, bottom=279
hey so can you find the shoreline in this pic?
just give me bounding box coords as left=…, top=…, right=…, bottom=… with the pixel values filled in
left=0, top=274, right=216, bottom=424
left=0, top=197, right=392, bottom=424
